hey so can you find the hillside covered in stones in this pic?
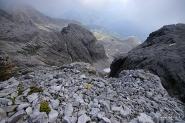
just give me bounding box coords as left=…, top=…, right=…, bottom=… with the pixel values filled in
left=0, top=62, right=185, bottom=123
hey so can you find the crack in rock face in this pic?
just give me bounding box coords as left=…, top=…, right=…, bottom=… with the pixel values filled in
left=0, top=62, right=184, bottom=123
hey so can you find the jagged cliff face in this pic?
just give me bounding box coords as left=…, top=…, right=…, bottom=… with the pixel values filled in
left=0, top=5, right=107, bottom=72
left=110, top=24, right=185, bottom=102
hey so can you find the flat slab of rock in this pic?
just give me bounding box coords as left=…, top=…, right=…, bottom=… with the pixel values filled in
left=7, top=110, right=25, bottom=123
left=49, top=110, right=58, bottom=122
left=77, top=114, right=91, bottom=123
left=27, top=93, right=38, bottom=103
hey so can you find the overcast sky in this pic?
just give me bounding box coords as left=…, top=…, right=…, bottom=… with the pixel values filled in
left=1, top=0, right=185, bottom=40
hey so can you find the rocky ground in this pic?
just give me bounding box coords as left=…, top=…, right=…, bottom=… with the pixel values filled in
left=0, top=62, right=185, bottom=123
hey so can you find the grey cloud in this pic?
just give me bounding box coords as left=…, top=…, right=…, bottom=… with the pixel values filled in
left=0, top=0, right=185, bottom=40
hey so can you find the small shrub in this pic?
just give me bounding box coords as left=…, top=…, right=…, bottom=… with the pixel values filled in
left=28, top=86, right=43, bottom=95
left=40, top=100, right=51, bottom=114
left=17, top=82, right=24, bottom=96
left=84, top=83, right=93, bottom=90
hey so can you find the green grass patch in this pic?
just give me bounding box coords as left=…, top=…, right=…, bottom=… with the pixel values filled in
left=28, top=86, right=43, bottom=95
left=17, top=82, right=24, bottom=96
left=40, top=100, right=51, bottom=114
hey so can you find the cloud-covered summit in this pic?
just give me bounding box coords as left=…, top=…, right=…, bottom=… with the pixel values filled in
left=0, top=0, right=185, bottom=40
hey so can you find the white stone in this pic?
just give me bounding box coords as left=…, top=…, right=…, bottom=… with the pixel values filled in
left=26, top=107, right=32, bottom=115
left=48, top=74, right=54, bottom=80
left=0, top=98, right=12, bottom=105
left=23, top=88, right=30, bottom=96
left=49, top=110, right=58, bottom=123
left=30, top=110, right=48, bottom=123
left=77, top=114, right=91, bottom=123
left=17, top=103, right=30, bottom=110
left=89, top=108, right=100, bottom=116
left=27, top=93, right=38, bottom=103
left=91, top=99, right=100, bottom=108
left=10, top=92, right=18, bottom=98
left=111, top=105, right=122, bottom=112
left=7, top=110, right=25, bottom=123
left=64, top=103, right=73, bottom=116
left=102, top=117, right=111, bottom=123
left=80, top=74, right=86, bottom=79
left=71, top=116, right=78, bottom=123
left=50, top=79, right=58, bottom=83
left=103, top=68, right=110, bottom=73
left=97, top=113, right=104, bottom=119
left=50, top=85, right=62, bottom=92
left=137, top=113, right=154, bottom=123
left=63, top=116, right=77, bottom=123
left=169, top=43, right=176, bottom=47
left=0, top=119, right=6, bottom=123
left=74, top=94, right=84, bottom=104
left=63, top=116, right=71, bottom=123
left=120, top=106, right=131, bottom=116
left=50, top=99, right=60, bottom=109
left=78, top=110, right=86, bottom=116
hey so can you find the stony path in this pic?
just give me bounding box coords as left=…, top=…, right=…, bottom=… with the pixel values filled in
left=0, top=62, right=184, bottom=123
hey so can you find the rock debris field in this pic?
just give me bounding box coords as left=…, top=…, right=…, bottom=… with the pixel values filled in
left=0, top=62, right=185, bottom=123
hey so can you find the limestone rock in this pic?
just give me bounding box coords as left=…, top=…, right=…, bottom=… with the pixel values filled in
left=64, top=103, right=73, bottom=117
left=49, top=110, right=58, bottom=123
left=78, top=114, right=91, bottom=123
left=7, top=110, right=25, bottom=123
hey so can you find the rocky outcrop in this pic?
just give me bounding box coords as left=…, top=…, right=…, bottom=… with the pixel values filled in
left=0, top=62, right=184, bottom=123
left=57, top=23, right=107, bottom=63
left=0, top=5, right=107, bottom=72
left=109, top=24, right=185, bottom=102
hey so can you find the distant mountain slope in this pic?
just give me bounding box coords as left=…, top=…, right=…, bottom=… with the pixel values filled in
left=0, top=4, right=107, bottom=72
left=93, top=30, right=141, bottom=61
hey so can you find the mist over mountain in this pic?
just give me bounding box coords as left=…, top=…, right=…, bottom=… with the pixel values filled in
left=1, top=0, right=185, bottom=40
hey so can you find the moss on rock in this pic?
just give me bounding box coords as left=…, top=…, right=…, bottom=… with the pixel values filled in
left=17, top=82, right=24, bottom=96
left=40, top=100, right=51, bottom=114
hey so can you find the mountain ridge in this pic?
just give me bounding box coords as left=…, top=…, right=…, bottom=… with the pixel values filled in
left=0, top=5, right=108, bottom=73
